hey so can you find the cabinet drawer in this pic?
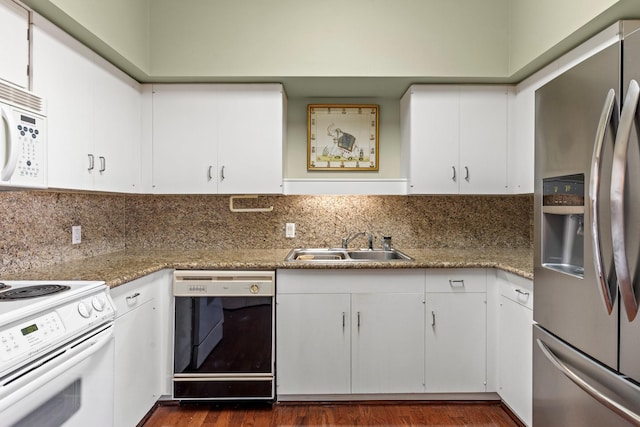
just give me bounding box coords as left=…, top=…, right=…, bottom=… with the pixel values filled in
left=426, top=268, right=486, bottom=293
left=497, top=271, right=533, bottom=310
left=110, top=274, right=158, bottom=318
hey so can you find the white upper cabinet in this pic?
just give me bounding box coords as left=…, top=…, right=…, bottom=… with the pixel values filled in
left=0, top=0, right=29, bottom=89
left=92, top=55, right=141, bottom=193
left=31, top=15, right=141, bottom=193
left=217, top=85, right=285, bottom=194
left=152, top=83, right=285, bottom=194
left=401, top=85, right=508, bottom=194
left=152, top=85, right=218, bottom=194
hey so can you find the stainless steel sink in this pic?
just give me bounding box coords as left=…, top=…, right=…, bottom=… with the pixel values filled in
left=285, top=248, right=414, bottom=262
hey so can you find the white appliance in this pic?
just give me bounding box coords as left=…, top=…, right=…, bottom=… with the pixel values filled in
left=0, top=80, right=47, bottom=189
left=0, top=280, right=116, bottom=426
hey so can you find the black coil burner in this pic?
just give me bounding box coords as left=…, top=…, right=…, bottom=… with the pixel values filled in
left=0, top=284, right=70, bottom=300
left=0, top=283, right=10, bottom=291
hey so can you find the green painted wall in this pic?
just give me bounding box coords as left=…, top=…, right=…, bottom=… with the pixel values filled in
left=149, top=0, right=509, bottom=79
left=19, top=0, right=640, bottom=84
left=23, top=0, right=151, bottom=76
left=50, top=0, right=150, bottom=72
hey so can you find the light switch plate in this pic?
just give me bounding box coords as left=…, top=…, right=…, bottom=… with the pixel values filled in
left=72, top=225, right=81, bottom=244
left=285, top=223, right=295, bottom=238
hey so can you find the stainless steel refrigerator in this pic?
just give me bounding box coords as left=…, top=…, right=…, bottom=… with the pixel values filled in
left=534, top=20, right=640, bottom=426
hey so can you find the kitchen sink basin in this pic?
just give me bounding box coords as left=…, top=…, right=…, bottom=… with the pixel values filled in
left=285, top=248, right=414, bottom=262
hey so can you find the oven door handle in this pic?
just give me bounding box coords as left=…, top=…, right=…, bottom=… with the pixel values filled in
left=0, top=326, right=113, bottom=411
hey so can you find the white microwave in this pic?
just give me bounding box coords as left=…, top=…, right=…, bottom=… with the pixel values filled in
left=0, top=80, right=47, bottom=189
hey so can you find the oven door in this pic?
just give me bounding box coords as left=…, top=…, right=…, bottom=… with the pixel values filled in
left=173, top=295, right=274, bottom=400
left=0, top=325, right=114, bottom=427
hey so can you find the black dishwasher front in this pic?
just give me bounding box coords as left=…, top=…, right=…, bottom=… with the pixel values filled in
left=173, top=270, right=274, bottom=400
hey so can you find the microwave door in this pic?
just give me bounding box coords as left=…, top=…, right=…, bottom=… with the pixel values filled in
left=0, top=104, right=18, bottom=183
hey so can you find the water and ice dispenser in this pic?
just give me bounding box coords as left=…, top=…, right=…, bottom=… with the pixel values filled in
left=542, top=174, right=585, bottom=278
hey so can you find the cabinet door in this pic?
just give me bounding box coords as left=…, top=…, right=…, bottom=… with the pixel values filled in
left=276, top=293, right=351, bottom=395
left=459, top=86, right=508, bottom=194
left=407, top=86, right=459, bottom=194
left=0, top=0, right=29, bottom=88
left=351, top=292, right=425, bottom=393
left=217, top=84, right=284, bottom=194
left=32, top=17, right=96, bottom=191
left=114, top=299, right=159, bottom=427
left=152, top=85, right=218, bottom=194
left=499, top=295, right=533, bottom=426
left=425, top=292, right=487, bottom=392
left=93, top=55, right=141, bottom=193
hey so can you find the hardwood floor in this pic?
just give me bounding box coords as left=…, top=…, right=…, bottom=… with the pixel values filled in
left=142, top=401, right=523, bottom=427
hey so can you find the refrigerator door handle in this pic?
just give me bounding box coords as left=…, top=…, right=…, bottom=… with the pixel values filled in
left=611, top=79, right=640, bottom=322
left=590, top=88, right=618, bottom=314
left=537, top=337, right=640, bottom=425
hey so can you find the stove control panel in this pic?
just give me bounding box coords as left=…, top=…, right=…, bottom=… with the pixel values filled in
left=0, top=312, right=66, bottom=363
left=0, top=288, right=115, bottom=370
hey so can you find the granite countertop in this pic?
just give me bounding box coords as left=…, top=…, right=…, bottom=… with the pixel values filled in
left=1, top=247, right=533, bottom=288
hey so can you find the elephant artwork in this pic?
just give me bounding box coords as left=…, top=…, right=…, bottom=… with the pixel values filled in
left=307, top=104, right=379, bottom=171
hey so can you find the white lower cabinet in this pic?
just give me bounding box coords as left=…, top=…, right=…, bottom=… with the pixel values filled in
left=276, top=293, right=351, bottom=395
left=425, top=269, right=488, bottom=392
left=276, top=267, right=530, bottom=406
left=111, top=270, right=172, bottom=427
left=276, top=269, right=425, bottom=397
left=497, top=271, right=533, bottom=426
left=351, top=292, right=425, bottom=393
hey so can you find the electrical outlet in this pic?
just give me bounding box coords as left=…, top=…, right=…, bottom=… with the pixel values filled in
left=72, top=225, right=81, bottom=244
left=285, top=223, right=296, bottom=238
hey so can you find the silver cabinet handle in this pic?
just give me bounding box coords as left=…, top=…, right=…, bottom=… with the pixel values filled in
left=220, top=165, right=226, bottom=182
left=342, top=312, right=346, bottom=331
left=449, top=279, right=465, bottom=287
left=515, top=289, right=530, bottom=297
left=611, top=79, right=640, bottom=321
left=207, top=166, right=213, bottom=181
left=464, top=166, right=470, bottom=182
left=537, top=338, right=640, bottom=425
left=87, top=154, right=94, bottom=171
left=590, top=88, right=618, bottom=315
left=126, top=292, right=140, bottom=302
left=451, top=166, right=456, bottom=182
left=431, top=310, right=436, bottom=327
left=357, top=311, right=361, bottom=330
left=99, top=156, right=106, bottom=173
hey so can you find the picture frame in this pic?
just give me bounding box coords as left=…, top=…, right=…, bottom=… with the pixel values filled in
left=307, top=104, right=379, bottom=171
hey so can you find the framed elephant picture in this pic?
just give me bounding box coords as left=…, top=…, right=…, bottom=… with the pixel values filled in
left=307, top=104, right=379, bottom=171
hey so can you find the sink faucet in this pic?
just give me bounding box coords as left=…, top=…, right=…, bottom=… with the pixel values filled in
left=342, top=231, right=374, bottom=250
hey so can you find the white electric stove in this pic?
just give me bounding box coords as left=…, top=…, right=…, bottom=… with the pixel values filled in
left=0, top=280, right=116, bottom=426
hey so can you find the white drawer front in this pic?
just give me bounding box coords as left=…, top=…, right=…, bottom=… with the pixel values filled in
left=426, top=268, right=487, bottom=293
left=498, top=271, right=533, bottom=310
left=110, top=274, right=158, bottom=317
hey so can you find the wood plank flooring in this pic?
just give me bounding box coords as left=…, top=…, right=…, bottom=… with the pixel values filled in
left=142, top=401, right=523, bottom=427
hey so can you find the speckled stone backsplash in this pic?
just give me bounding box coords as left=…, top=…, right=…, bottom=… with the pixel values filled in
left=125, top=194, right=533, bottom=250
left=0, top=191, right=532, bottom=275
left=0, top=191, right=126, bottom=275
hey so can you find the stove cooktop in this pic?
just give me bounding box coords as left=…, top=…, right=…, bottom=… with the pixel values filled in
left=0, top=280, right=109, bottom=326
left=0, top=284, right=70, bottom=301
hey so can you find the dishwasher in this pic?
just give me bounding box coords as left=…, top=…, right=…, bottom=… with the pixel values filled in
left=173, top=270, right=275, bottom=400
